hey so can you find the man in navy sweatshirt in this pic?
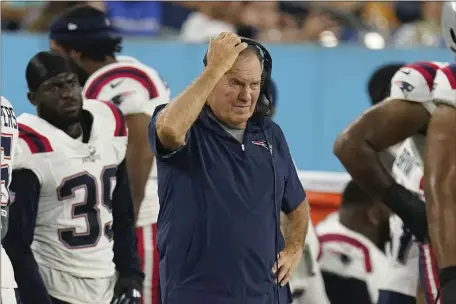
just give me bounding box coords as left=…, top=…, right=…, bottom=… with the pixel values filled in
left=149, top=32, right=310, bottom=304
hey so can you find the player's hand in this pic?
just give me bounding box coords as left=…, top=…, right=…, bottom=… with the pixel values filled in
left=111, top=276, right=143, bottom=304
left=272, top=245, right=303, bottom=287
left=206, top=32, right=248, bottom=74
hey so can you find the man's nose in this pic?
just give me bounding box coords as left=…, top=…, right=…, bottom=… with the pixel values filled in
left=238, top=87, right=252, bottom=102
left=60, top=87, right=73, bottom=99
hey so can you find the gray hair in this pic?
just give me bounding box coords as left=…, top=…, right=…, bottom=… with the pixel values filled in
left=239, top=45, right=263, bottom=68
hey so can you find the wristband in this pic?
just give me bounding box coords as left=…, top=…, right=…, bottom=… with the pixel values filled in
left=382, top=183, right=428, bottom=242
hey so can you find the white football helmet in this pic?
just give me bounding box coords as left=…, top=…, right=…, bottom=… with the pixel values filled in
left=442, top=2, right=456, bottom=52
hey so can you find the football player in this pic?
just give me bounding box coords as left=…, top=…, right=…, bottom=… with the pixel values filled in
left=2, top=51, right=143, bottom=304
left=424, top=2, right=456, bottom=303
left=333, top=58, right=445, bottom=304
left=48, top=6, right=170, bottom=303
left=316, top=180, right=390, bottom=304
left=1, top=96, right=19, bottom=303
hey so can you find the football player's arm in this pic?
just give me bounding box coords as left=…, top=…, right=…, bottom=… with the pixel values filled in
left=1, top=184, right=9, bottom=240
left=124, top=113, right=154, bottom=222
left=333, top=98, right=430, bottom=241
left=2, top=169, right=53, bottom=304
left=425, top=68, right=456, bottom=291
left=425, top=104, right=456, bottom=301
left=109, top=77, right=168, bottom=222
left=111, top=158, right=144, bottom=282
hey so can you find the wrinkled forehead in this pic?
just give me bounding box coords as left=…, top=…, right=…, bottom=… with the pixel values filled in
left=228, top=53, right=263, bottom=81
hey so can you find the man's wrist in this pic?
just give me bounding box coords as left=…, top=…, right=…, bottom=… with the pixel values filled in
left=203, top=65, right=227, bottom=80
left=285, top=240, right=303, bottom=253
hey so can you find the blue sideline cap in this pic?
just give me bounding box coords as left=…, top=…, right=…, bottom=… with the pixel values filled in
left=49, top=5, right=120, bottom=41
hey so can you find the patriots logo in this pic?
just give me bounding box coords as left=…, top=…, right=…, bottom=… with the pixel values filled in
left=252, top=140, right=272, bottom=153
left=111, top=91, right=135, bottom=106
left=394, top=80, right=415, bottom=98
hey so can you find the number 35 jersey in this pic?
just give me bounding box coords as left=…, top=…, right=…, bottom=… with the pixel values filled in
left=1, top=96, right=19, bottom=289
left=14, top=99, right=127, bottom=278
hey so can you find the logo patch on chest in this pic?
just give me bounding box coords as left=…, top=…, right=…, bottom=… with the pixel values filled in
left=82, top=145, right=101, bottom=163
left=252, top=140, right=272, bottom=153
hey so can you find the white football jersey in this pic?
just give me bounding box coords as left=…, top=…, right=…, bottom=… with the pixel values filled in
left=391, top=136, right=425, bottom=198
left=388, top=61, right=448, bottom=114
left=1, top=96, right=19, bottom=289
left=290, top=220, right=330, bottom=304
left=380, top=134, right=427, bottom=297
left=1, top=96, right=20, bottom=207
left=316, top=212, right=388, bottom=303
left=433, top=63, right=456, bottom=108
left=14, top=99, right=127, bottom=278
left=82, top=57, right=170, bottom=227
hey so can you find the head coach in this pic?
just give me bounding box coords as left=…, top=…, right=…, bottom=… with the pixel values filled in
left=148, top=32, right=310, bottom=304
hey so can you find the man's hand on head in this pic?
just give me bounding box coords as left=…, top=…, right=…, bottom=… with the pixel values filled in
left=206, top=32, right=248, bottom=74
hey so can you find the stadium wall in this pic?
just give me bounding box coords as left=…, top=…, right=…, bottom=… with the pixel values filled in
left=2, top=34, right=451, bottom=173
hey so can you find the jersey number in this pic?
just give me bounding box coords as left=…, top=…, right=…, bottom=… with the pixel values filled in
left=57, top=167, right=117, bottom=249
left=1, top=133, right=13, bottom=205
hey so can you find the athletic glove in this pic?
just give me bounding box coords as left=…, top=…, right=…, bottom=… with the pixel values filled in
left=110, top=275, right=143, bottom=304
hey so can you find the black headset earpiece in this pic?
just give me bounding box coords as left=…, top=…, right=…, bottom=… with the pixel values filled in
left=202, top=37, right=273, bottom=115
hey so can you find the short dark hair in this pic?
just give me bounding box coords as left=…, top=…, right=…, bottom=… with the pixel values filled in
left=51, top=4, right=122, bottom=62
left=367, top=63, right=406, bottom=106
left=26, top=51, right=79, bottom=92
left=341, top=180, right=375, bottom=208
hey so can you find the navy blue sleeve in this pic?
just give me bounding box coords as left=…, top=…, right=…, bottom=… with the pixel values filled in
left=148, top=104, right=190, bottom=160
left=2, top=169, right=53, bottom=304
left=276, top=126, right=306, bottom=214
left=111, top=158, right=144, bottom=281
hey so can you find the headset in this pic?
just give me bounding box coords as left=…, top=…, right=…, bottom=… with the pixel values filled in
left=203, top=38, right=281, bottom=303
left=203, top=37, right=273, bottom=116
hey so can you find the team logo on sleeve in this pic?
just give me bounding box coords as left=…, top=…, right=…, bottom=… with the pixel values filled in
left=394, top=80, right=415, bottom=98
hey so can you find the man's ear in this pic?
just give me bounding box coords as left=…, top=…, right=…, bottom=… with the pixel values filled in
left=27, top=92, right=38, bottom=106
left=69, top=49, right=83, bottom=61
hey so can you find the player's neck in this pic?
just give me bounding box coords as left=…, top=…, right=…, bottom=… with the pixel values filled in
left=61, top=122, right=83, bottom=139
left=86, top=57, right=117, bottom=75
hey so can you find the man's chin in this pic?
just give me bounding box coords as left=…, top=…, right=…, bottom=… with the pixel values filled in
left=58, top=112, right=81, bottom=128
